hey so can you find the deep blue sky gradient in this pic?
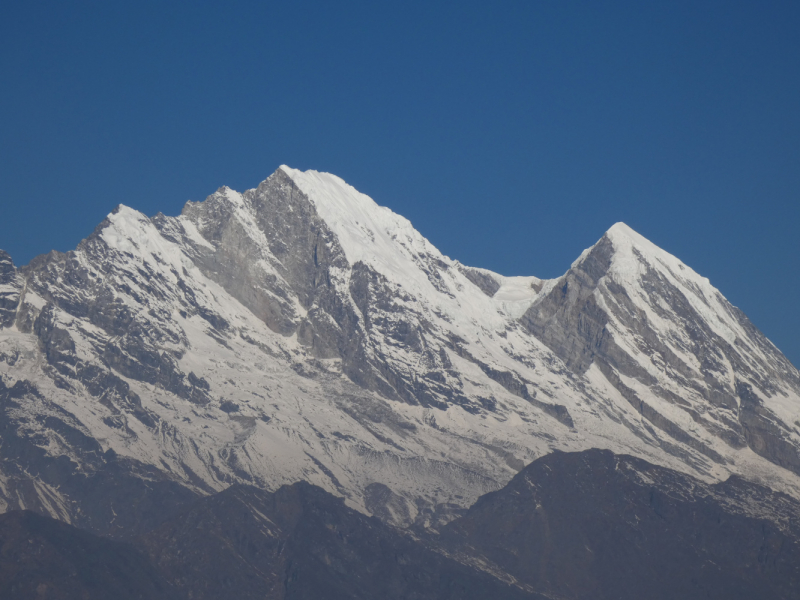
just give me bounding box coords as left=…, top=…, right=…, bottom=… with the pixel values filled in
left=2, top=1, right=799, bottom=365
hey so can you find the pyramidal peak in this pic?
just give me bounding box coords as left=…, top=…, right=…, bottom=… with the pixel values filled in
left=594, top=220, right=744, bottom=344
left=603, top=221, right=697, bottom=278
left=553, top=219, right=754, bottom=359
left=279, top=165, right=430, bottom=265
left=605, top=220, right=645, bottom=242
left=100, top=204, right=163, bottom=255
left=562, top=220, right=725, bottom=327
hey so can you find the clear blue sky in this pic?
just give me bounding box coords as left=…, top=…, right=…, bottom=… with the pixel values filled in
left=2, top=1, right=798, bottom=366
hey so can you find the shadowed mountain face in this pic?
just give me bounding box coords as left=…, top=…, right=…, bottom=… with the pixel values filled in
left=0, top=483, right=536, bottom=600
left=0, top=166, right=798, bottom=538
left=0, top=510, right=177, bottom=600
left=440, top=449, right=800, bottom=600
left=2, top=450, right=800, bottom=599
left=139, top=482, right=536, bottom=600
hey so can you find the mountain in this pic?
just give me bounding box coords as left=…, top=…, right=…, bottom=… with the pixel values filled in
left=140, top=451, right=800, bottom=600
left=0, top=166, right=798, bottom=536
left=439, top=448, right=800, bottom=600
left=521, top=222, right=800, bottom=476
left=138, top=481, right=536, bottom=600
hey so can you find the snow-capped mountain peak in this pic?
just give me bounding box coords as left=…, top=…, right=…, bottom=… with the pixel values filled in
left=1, top=166, right=799, bottom=533
left=279, top=165, right=452, bottom=293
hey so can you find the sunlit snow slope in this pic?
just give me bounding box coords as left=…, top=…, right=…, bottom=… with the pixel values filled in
left=0, top=166, right=798, bottom=533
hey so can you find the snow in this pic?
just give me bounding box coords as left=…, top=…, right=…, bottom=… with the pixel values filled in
left=100, top=206, right=157, bottom=255
left=21, top=290, right=46, bottom=309
left=492, top=275, right=550, bottom=318
left=279, top=166, right=418, bottom=264
left=603, top=222, right=740, bottom=346
left=178, top=216, right=215, bottom=250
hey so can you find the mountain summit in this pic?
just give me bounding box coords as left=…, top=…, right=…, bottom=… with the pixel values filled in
left=0, top=166, right=798, bottom=533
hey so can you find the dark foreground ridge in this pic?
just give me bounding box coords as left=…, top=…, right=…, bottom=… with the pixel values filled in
left=138, top=481, right=535, bottom=600
left=440, top=448, right=800, bottom=600
left=0, top=510, right=176, bottom=600
left=2, top=449, right=800, bottom=599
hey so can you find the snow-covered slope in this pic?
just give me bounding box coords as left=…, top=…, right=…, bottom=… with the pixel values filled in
left=0, top=167, right=799, bottom=533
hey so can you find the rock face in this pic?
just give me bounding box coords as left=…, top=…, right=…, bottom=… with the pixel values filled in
left=0, top=251, right=20, bottom=328
left=440, top=449, right=800, bottom=600
left=0, top=166, right=798, bottom=534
